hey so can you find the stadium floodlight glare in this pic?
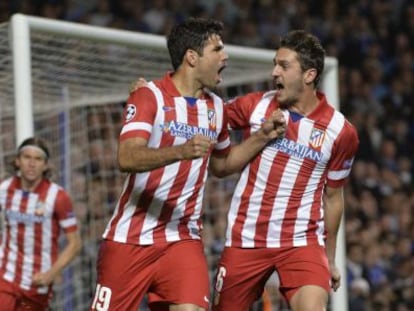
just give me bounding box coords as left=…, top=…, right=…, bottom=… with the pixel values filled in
left=0, top=13, right=346, bottom=311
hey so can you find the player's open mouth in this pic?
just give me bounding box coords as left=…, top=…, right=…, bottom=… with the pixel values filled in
left=218, top=65, right=226, bottom=75
left=217, top=65, right=226, bottom=82
left=274, top=82, right=284, bottom=90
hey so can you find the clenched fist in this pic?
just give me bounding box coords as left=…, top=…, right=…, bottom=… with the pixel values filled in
left=261, top=109, right=286, bottom=140
left=181, top=134, right=212, bottom=159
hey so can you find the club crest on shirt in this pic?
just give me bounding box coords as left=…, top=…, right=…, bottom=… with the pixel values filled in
left=208, top=109, right=216, bottom=130
left=309, top=128, right=325, bottom=149
left=124, top=104, right=136, bottom=122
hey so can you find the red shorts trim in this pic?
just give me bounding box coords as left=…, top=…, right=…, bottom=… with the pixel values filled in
left=91, top=239, right=210, bottom=310
left=212, top=245, right=330, bottom=310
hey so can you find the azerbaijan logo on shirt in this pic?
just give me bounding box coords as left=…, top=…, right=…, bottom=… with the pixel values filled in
left=160, top=121, right=218, bottom=141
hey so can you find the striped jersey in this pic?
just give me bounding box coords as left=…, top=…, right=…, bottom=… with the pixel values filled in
left=224, top=90, right=359, bottom=248
left=103, top=73, right=231, bottom=245
left=0, top=177, right=78, bottom=293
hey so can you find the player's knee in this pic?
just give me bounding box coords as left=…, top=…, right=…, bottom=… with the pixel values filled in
left=289, top=285, right=328, bottom=311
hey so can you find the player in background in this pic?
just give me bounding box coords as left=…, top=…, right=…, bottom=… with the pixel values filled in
left=90, top=18, right=285, bottom=311
left=0, top=137, right=82, bottom=310
left=212, top=30, right=359, bottom=311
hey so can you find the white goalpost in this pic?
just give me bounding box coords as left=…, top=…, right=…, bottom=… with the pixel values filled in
left=0, top=13, right=347, bottom=311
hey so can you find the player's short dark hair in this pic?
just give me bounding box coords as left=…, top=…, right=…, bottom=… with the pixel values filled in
left=167, top=18, right=224, bottom=71
left=280, top=30, right=325, bottom=87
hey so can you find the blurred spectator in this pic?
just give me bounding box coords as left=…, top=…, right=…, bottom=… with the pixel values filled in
left=348, top=277, right=371, bottom=311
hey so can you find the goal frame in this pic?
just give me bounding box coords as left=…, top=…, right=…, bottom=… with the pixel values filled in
left=9, top=13, right=347, bottom=311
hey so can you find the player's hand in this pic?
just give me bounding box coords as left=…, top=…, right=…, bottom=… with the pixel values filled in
left=329, top=263, right=341, bottom=292
left=181, top=135, right=212, bottom=159
left=129, top=77, right=148, bottom=93
left=32, top=270, right=55, bottom=287
left=260, top=109, right=286, bottom=140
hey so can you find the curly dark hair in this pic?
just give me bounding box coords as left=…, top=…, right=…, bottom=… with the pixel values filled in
left=167, top=17, right=224, bottom=71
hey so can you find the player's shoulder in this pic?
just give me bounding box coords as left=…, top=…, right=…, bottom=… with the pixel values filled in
left=329, top=110, right=359, bottom=145
left=0, top=176, right=13, bottom=186
left=343, top=116, right=359, bottom=138
left=48, top=180, right=70, bottom=196
left=204, top=89, right=224, bottom=104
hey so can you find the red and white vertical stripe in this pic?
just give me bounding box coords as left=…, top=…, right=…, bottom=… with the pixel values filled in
left=103, top=74, right=230, bottom=245
left=0, top=177, right=77, bottom=293
left=225, top=90, right=358, bottom=248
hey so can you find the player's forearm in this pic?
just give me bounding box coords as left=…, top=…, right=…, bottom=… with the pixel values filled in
left=49, top=232, right=81, bottom=279
left=323, top=187, right=344, bottom=264
left=210, top=128, right=270, bottom=177
left=118, top=144, right=185, bottom=173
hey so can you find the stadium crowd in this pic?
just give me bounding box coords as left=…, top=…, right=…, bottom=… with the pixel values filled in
left=1, top=0, right=414, bottom=310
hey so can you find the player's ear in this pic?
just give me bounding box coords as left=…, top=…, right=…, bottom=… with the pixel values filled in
left=185, top=49, right=199, bottom=67
left=15, top=157, right=20, bottom=169
left=304, top=68, right=317, bottom=85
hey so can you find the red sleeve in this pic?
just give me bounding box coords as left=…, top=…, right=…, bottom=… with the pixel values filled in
left=120, top=87, right=157, bottom=141
left=212, top=109, right=231, bottom=157
left=326, top=121, right=359, bottom=188
left=54, top=190, right=78, bottom=233
left=225, top=92, right=265, bottom=130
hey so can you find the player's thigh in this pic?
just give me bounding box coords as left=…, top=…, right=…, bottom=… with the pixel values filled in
left=212, top=247, right=274, bottom=311
left=148, top=240, right=210, bottom=310
left=276, top=245, right=330, bottom=304
left=91, top=240, right=163, bottom=311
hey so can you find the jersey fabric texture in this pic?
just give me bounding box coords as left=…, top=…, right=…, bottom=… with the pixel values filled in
left=224, top=90, right=359, bottom=248
left=0, top=177, right=78, bottom=295
left=103, top=72, right=231, bottom=245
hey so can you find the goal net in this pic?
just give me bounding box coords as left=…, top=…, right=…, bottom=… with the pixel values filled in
left=0, top=14, right=343, bottom=310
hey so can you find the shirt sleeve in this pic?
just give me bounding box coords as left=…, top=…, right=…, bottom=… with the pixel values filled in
left=119, top=87, right=157, bottom=141
left=54, top=190, right=78, bottom=233
left=212, top=108, right=231, bottom=157
left=326, top=121, right=360, bottom=188
left=225, top=92, right=264, bottom=130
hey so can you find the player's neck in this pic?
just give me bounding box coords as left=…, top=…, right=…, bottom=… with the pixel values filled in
left=20, top=177, right=42, bottom=192
left=172, top=70, right=203, bottom=98
left=291, top=90, right=319, bottom=116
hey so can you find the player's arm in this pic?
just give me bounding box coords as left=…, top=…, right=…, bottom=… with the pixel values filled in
left=32, top=230, right=81, bottom=287
left=323, top=185, right=344, bottom=292
left=210, top=110, right=286, bottom=177
left=118, top=135, right=212, bottom=173
left=121, top=83, right=212, bottom=173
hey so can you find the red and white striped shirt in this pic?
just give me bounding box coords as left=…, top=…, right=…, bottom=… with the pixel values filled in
left=103, top=73, right=231, bottom=245
left=225, top=90, right=359, bottom=248
left=0, top=177, right=78, bottom=293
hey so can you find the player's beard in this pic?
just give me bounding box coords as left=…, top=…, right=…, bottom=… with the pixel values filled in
left=278, top=82, right=303, bottom=110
